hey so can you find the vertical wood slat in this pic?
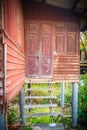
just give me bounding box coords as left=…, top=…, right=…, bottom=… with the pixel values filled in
left=0, top=42, right=3, bottom=98
left=0, top=41, right=4, bottom=108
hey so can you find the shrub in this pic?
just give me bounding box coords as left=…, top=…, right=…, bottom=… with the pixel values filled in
left=77, top=74, right=87, bottom=129
left=8, top=103, right=20, bottom=125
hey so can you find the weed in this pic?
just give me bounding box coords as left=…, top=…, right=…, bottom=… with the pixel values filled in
left=8, top=103, right=20, bottom=125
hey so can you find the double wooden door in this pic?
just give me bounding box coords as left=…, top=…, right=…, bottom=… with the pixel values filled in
left=25, top=21, right=53, bottom=78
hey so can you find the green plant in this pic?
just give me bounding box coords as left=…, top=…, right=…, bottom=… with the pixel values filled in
left=60, top=117, right=71, bottom=129
left=78, top=74, right=87, bottom=111
left=65, top=91, right=72, bottom=105
left=12, top=94, right=19, bottom=104
left=8, top=103, right=20, bottom=125
left=80, top=32, right=87, bottom=51
left=77, top=74, right=87, bottom=129
left=26, top=116, right=51, bottom=125
left=21, top=124, right=33, bottom=130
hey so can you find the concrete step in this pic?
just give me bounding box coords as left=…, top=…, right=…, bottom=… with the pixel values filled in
left=25, top=96, right=57, bottom=99
left=33, top=124, right=65, bottom=130
left=26, top=112, right=63, bottom=118
left=25, top=104, right=57, bottom=109
left=33, top=126, right=42, bottom=130
left=27, top=88, right=53, bottom=91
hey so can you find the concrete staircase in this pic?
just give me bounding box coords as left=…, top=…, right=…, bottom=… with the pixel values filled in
left=24, top=83, right=63, bottom=120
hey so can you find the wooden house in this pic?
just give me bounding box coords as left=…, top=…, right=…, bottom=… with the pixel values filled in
left=24, top=1, right=80, bottom=83
left=0, top=0, right=87, bottom=129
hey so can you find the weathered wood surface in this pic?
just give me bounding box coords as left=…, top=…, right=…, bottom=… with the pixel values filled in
left=0, top=43, right=4, bottom=106
left=53, top=55, right=80, bottom=82
left=3, top=0, right=25, bottom=102
left=24, top=0, right=79, bottom=23
left=24, top=1, right=80, bottom=82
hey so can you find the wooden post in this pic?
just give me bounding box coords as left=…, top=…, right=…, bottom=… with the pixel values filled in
left=72, top=82, right=78, bottom=127
left=0, top=114, right=5, bottom=130
left=19, top=88, right=25, bottom=124
left=60, top=82, right=65, bottom=108
left=28, top=83, right=32, bottom=112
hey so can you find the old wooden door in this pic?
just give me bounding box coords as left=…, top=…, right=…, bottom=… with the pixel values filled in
left=25, top=21, right=53, bottom=78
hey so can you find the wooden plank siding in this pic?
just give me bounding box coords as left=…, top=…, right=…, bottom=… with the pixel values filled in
left=3, top=0, right=25, bottom=103
left=53, top=55, right=80, bottom=82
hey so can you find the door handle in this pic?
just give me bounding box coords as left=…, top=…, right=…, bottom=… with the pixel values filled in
left=37, top=56, right=40, bottom=59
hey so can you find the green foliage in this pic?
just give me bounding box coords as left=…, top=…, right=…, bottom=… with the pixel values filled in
left=20, top=124, right=33, bottom=130
left=78, top=74, right=87, bottom=111
left=11, top=94, right=19, bottom=104
left=58, top=117, right=71, bottom=128
left=27, top=117, right=50, bottom=124
left=8, top=103, right=20, bottom=125
left=77, top=74, right=87, bottom=130
left=8, top=103, right=33, bottom=130
left=65, top=86, right=72, bottom=105
left=80, top=32, right=87, bottom=51
left=65, top=91, right=72, bottom=105
left=78, top=109, right=87, bottom=130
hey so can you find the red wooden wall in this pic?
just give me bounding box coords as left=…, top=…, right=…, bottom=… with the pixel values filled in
left=24, top=1, right=80, bottom=82
left=3, top=0, right=25, bottom=103
left=0, top=41, right=4, bottom=107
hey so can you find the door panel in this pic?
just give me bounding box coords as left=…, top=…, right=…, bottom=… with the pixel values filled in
left=67, top=33, right=76, bottom=54
left=42, top=57, right=51, bottom=75
left=28, top=34, right=38, bottom=56
left=41, top=34, right=52, bottom=77
left=41, top=23, right=51, bottom=33
left=42, top=35, right=51, bottom=56
left=26, top=21, right=39, bottom=77
left=26, top=21, right=53, bottom=78
left=56, top=33, right=65, bottom=54
left=41, top=23, right=52, bottom=77
left=26, top=21, right=39, bottom=33
left=66, top=24, right=78, bottom=54
left=27, top=58, right=39, bottom=76
left=27, top=34, right=39, bottom=76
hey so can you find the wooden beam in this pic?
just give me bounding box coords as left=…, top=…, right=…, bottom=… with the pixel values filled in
left=80, top=25, right=87, bottom=32
left=71, top=0, right=80, bottom=10
left=43, top=0, right=46, bottom=3
left=81, top=8, right=87, bottom=17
